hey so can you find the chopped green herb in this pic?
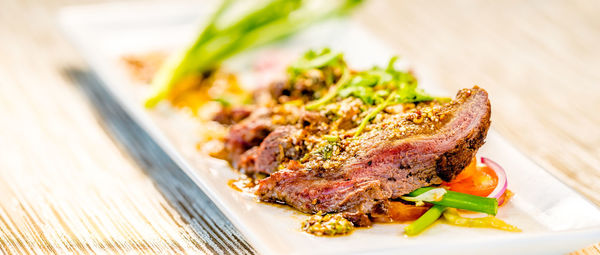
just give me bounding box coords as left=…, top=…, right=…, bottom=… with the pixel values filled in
left=323, top=135, right=339, bottom=142
left=305, top=66, right=351, bottom=110
left=317, top=143, right=337, bottom=160
left=299, top=54, right=438, bottom=134
left=354, top=91, right=396, bottom=136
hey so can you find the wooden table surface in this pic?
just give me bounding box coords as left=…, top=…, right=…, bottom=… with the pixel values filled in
left=1, top=0, right=599, bottom=254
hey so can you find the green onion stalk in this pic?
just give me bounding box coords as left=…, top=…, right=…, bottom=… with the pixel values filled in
left=305, top=67, right=351, bottom=110
left=353, top=91, right=396, bottom=136
left=406, top=187, right=498, bottom=215
left=403, top=187, right=499, bottom=236
left=404, top=205, right=447, bottom=236
left=146, top=0, right=363, bottom=108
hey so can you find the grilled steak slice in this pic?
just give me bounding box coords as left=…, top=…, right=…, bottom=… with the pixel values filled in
left=254, top=126, right=307, bottom=175
left=212, top=106, right=252, bottom=125
left=238, top=146, right=260, bottom=174
left=225, top=108, right=274, bottom=169
left=226, top=105, right=332, bottom=174
left=256, top=87, right=491, bottom=221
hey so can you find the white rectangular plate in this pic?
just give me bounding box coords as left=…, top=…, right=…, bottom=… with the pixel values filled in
left=59, top=2, right=600, bottom=254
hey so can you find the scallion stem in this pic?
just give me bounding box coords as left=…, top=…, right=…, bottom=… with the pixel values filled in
left=408, top=187, right=498, bottom=216
left=353, top=91, right=396, bottom=136
left=146, top=0, right=363, bottom=108
left=305, top=67, right=351, bottom=110
left=404, top=205, right=446, bottom=236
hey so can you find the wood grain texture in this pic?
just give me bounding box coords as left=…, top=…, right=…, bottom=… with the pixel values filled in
left=0, top=0, right=225, bottom=253
left=65, top=69, right=255, bottom=255
left=0, top=0, right=598, bottom=254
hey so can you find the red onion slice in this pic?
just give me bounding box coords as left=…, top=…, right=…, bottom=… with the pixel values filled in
left=481, top=157, right=508, bottom=205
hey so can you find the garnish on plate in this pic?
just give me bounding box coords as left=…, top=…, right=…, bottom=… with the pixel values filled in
left=302, top=212, right=354, bottom=236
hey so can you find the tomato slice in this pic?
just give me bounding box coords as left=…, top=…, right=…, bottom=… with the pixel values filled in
left=443, top=157, right=498, bottom=197
left=386, top=202, right=431, bottom=222
left=452, top=157, right=478, bottom=182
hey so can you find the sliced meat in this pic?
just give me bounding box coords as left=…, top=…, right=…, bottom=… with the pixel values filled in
left=298, top=110, right=330, bottom=133
left=253, top=126, right=307, bottom=175
left=224, top=108, right=274, bottom=168
left=213, top=106, right=252, bottom=125
left=238, top=146, right=259, bottom=174
left=224, top=105, right=315, bottom=171
left=256, top=87, right=491, bottom=220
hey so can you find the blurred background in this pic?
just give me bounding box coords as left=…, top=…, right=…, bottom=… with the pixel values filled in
left=1, top=0, right=599, bottom=254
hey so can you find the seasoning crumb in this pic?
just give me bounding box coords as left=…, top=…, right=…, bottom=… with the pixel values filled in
left=302, top=212, right=354, bottom=236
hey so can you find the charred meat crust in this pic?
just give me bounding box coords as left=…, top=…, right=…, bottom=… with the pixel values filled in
left=434, top=88, right=491, bottom=181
